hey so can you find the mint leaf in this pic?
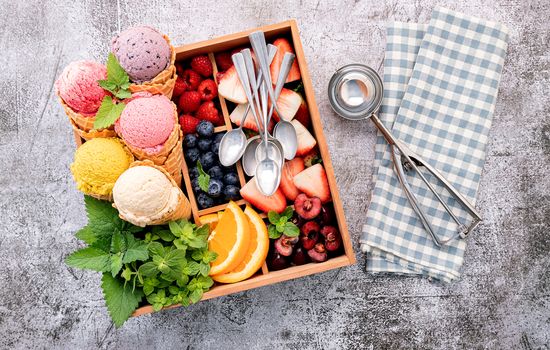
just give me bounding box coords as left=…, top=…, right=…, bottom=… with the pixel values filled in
left=114, top=89, right=132, bottom=99
left=106, top=53, right=130, bottom=87
left=98, top=80, right=117, bottom=91
left=198, top=263, right=210, bottom=277
left=164, top=249, right=187, bottom=269
left=110, top=252, right=123, bottom=277
left=176, top=274, right=189, bottom=287
left=84, top=196, right=123, bottom=236
left=268, top=225, right=281, bottom=239
left=268, top=211, right=280, bottom=225
left=75, top=225, right=96, bottom=245
left=66, top=247, right=110, bottom=272
left=281, top=206, right=294, bottom=220
left=148, top=242, right=165, bottom=258
left=94, top=96, right=125, bottom=130
left=189, top=289, right=203, bottom=304
left=283, top=222, right=300, bottom=237
left=122, top=233, right=149, bottom=263
left=182, top=261, right=200, bottom=276
left=101, top=273, right=143, bottom=327
left=111, top=230, right=126, bottom=254
left=196, top=161, right=210, bottom=192
left=138, top=262, right=158, bottom=277
left=121, top=266, right=133, bottom=282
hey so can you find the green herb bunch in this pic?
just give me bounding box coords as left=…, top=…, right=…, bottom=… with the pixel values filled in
left=267, top=206, right=299, bottom=239
left=65, top=196, right=217, bottom=327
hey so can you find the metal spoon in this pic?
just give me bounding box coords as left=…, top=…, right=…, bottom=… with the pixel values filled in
left=218, top=45, right=277, bottom=167
left=249, top=31, right=298, bottom=160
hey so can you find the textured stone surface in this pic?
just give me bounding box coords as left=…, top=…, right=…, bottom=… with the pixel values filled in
left=0, top=0, right=548, bottom=349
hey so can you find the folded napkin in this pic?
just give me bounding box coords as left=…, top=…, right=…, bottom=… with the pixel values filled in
left=361, top=7, right=509, bottom=282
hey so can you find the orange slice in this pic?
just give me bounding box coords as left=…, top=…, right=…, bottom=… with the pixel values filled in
left=198, top=213, right=220, bottom=232
left=208, top=201, right=250, bottom=276
left=212, top=206, right=269, bottom=284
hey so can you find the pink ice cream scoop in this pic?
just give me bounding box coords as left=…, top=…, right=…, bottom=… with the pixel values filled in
left=111, top=26, right=171, bottom=84
left=55, top=61, right=108, bottom=116
left=116, top=94, right=175, bottom=152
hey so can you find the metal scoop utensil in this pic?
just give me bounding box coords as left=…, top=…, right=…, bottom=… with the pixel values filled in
left=328, top=63, right=482, bottom=247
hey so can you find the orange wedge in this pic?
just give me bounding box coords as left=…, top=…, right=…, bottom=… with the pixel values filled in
left=212, top=206, right=269, bottom=284
left=198, top=213, right=220, bottom=232
left=208, top=201, right=250, bottom=276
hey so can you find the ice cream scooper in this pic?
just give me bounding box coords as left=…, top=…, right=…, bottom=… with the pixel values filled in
left=328, top=64, right=481, bottom=247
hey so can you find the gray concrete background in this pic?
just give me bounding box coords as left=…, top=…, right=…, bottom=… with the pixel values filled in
left=0, top=0, right=548, bottom=349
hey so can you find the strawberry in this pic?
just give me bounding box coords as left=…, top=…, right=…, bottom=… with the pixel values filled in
left=215, top=52, right=233, bottom=72
left=197, top=79, right=218, bottom=101
left=291, top=119, right=317, bottom=156
left=179, top=115, right=200, bottom=134
left=280, top=157, right=305, bottom=201
left=271, top=88, right=302, bottom=122
left=197, top=101, right=223, bottom=125
left=190, top=55, right=213, bottom=77
left=178, top=91, right=202, bottom=113
left=173, top=76, right=186, bottom=97
left=240, top=179, right=287, bottom=213
left=182, top=69, right=202, bottom=91
left=294, top=98, right=310, bottom=129
left=229, top=104, right=274, bottom=132
left=293, top=164, right=331, bottom=203
left=303, top=149, right=321, bottom=167
left=218, top=66, right=247, bottom=104
left=270, top=38, right=301, bottom=84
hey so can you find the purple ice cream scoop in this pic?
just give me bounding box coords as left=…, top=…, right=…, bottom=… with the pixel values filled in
left=111, top=26, right=171, bottom=84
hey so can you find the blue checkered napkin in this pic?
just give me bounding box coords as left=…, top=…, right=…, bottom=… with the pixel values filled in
left=361, top=7, right=509, bottom=282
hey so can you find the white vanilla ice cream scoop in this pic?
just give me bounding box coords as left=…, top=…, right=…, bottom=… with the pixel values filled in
left=113, top=165, right=180, bottom=227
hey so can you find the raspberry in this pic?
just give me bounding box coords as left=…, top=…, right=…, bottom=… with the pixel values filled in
left=173, top=76, right=186, bottom=97
left=179, top=115, right=200, bottom=135
left=178, top=91, right=202, bottom=113
left=197, top=79, right=218, bottom=101
left=175, top=63, right=185, bottom=77
left=215, top=52, right=233, bottom=72
left=196, top=101, right=223, bottom=125
left=182, top=69, right=202, bottom=91
left=190, top=55, right=213, bottom=77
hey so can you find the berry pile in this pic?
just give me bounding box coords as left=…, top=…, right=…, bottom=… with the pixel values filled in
left=173, top=55, right=224, bottom=134
left=183, top=120, right=241, bottom=209
left=267, top=194, right=341, bottom=270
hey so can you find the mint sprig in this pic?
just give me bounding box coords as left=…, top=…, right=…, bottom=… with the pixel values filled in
left=196, top=160, right=210, bottom=193
left=267, top=206, right=299, bottom=239
left=93, top=53, right=132, bottom=129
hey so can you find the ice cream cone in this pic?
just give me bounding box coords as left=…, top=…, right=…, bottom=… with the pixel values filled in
left=156, top=131, right=184, bottom=187
left=128, top=160, right=191, bottom=224
left=128, top=35, right=177, bottom=99
left=59, top=96, right=116, bottom=140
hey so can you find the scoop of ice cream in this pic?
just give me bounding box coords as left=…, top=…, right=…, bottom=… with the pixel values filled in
left=55, top=61, right=108, bottom=116
left=115, top=94, right=175, bottom=152
left=70, top=138, right=133, bottom=196
left=112, top=165, right=180, bottom=227
left=111, top=26, right=171, bottom=84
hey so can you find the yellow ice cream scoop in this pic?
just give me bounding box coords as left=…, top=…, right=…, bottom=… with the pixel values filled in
left=70, top=138, right=134, bottom=199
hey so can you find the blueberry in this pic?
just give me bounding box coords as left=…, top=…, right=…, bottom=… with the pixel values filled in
left=211, top=141, right=220, bottom=155
left=214, top=132, right=225, bottom=143
left=197, top=193, right=214, bottom=209
left=196, top=120, right=214, bottom=138
left=188, top=166, right=199, bottom=179
left=198, top=138, right=212, bottom=152
left=223, top=172, right=239, bottom=186
left=191, top=177, right=202, bottom=194
left=199, top=152, right=216, bottom=170
left=208, top=165, right=224, bottom=179
left=185, top=148, right=200, bottom=163
left=224, top=185, right=241, bottom=201
left=207, top=178, right=224, bottom=198
left=221, top=165, right=235, bottom=174
left=183, top=134, right=198, bottom=148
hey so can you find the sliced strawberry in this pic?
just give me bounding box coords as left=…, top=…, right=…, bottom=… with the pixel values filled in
left=240, top=178, right=287, bottom=214
left=291, top=119, right=317, bottom=156
left=270, top=38, right=301, bottom=84
left=293, top=164, right=331, bottom=203
left=294, top=98, right=310, bottom=129
left=229, top=104, right=274, bottom=132
left=271, top=88, right=302, bottom=122
left=217, top=65, right=247, bottom=104
left=279, top=157, right=305, bottom=201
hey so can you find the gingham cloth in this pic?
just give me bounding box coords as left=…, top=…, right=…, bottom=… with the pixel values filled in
left=361, top=7, right=509, bottom=282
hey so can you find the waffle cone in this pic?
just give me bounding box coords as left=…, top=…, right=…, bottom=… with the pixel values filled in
left=127, top=160, right=191, bottom=224
left=59, top=96, right=116, bottom=140
left=128, top=35, right=177, bottom=99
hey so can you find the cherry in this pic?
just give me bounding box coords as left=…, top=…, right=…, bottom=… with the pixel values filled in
left=269, top=252, right=289, bottom=271
left=321, top=226, right=342, bottom=252
left=294, top=193, right=322, bottom=220
left=292, top=246, right=309, bottom=266
left=300, top=221, right=320, bottom=250
left=307, top=243, right=328, bottom=263
left=274, top=235, right=298, bottom=257
left=318, top=204, right=335, bottom=226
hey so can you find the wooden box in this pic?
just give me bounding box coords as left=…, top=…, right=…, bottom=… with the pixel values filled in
left=73, top=20, right=355, bottom=317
